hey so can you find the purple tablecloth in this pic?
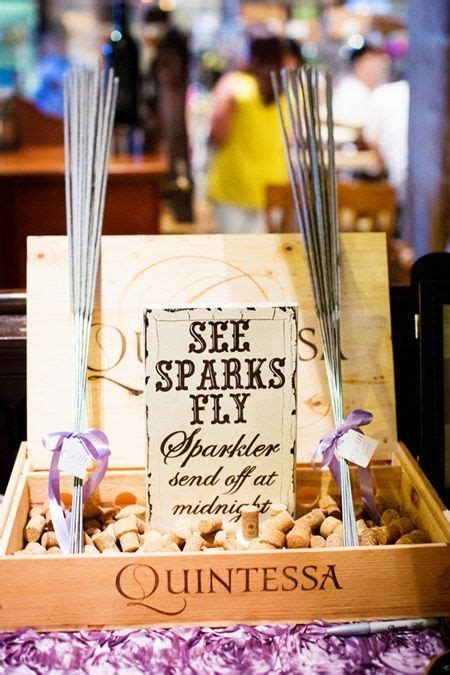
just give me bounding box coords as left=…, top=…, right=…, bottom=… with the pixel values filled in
left=0, top=623, right=447, bottom=674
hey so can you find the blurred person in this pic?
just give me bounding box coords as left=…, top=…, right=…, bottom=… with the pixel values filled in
left=281, top=38, right=304, bottom=69
left=34, top=20, right=70, bottom=118
left=208, top=34, right=288, bottom=234
left=333, top=44, right=389, bottom=129
left=141, top=6, right=193, bottom=222
left=364, top=79, right=409, bottom=210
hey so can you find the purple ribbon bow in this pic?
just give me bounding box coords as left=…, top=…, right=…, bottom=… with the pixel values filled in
left=42, top=429, right=110, bottom=554
left=311, top=409, right=378, bottom=523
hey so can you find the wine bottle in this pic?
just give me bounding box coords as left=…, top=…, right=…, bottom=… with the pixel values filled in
left=103, top=0, right=139, bottom=127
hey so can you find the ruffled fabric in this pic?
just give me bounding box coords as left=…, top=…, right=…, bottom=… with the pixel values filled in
left=0, top=623, right=446, bottom=674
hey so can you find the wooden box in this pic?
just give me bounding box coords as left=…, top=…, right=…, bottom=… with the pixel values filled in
left=0, top=233, right=449, bottom=631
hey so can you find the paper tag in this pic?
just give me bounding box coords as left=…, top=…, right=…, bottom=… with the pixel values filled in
left=337, top=429, right=378, bottom=468
left=58, top=437, right=89, bottom=479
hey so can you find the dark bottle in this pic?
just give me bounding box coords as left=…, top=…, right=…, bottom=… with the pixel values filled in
left=103, top=0, right=139, bottom=126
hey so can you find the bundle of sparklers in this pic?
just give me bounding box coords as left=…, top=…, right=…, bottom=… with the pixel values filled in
left=64, top=65, right=118, bottom=553
left=272, top=67, right=359, bottom=546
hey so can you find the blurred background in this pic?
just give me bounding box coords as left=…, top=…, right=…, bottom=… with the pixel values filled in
left=1, top=0, right=448, bottom=288
left=0, top=0, right=449, bottom=497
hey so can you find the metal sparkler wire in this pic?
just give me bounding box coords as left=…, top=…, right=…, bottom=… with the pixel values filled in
left=272, top=66, right=359, bottom=546
left=63, top=64, right=118, bottom=553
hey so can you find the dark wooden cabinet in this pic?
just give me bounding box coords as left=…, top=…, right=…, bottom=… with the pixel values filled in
left=0, top=146, right=168, bottom=288
left=0, top=292, right=26, bottom=493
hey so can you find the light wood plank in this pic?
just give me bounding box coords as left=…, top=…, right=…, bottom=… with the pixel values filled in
left=0, top=545, right=448, bottom=630
left=0, top=443, right=27, bottom=538
left=27, top=233, right=396, bottom=469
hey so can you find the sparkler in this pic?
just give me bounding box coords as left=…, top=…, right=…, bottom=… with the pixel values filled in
left=272, top=67, right=359, bottom=546
left=63, top=64, right=118, bottom=553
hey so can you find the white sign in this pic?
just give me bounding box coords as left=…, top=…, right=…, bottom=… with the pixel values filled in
left=145, top=304, right=298, bottom=527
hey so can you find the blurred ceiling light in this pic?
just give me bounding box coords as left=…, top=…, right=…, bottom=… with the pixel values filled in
left=159, top=0, right=176, bottom=10
left=347, top=33, right=365, bottom=49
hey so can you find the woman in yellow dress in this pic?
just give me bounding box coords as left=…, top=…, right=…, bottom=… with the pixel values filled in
left=208, top=34, right=289, bottom=234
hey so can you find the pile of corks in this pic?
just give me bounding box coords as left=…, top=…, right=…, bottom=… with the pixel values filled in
left=14, top=493, right=429, bottom=555
left=14, top=498, right=147, bottom=555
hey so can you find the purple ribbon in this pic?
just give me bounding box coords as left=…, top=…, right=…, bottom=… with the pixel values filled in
left=42, top=429, right=110, bottom=554
left=311, top=409, right=378, bottom=523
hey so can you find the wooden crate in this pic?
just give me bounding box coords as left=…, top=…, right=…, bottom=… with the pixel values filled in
left=0, top=444, right=448, bottom=630
left=0, top=233, right=448, bottom=631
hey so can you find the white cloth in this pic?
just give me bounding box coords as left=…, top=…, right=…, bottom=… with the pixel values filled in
left=332, top=75, right=372, bottom=128
left=364, top=80, right=409, bottom=204
left=214, top=203, right=266, bottom=234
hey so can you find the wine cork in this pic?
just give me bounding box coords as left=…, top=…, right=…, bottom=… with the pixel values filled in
left=326, top=533, right=344, bottom=547
left=113, top=515, right=140, bottom=552
left=47, top=546, right=62, bottom=554
left=85, top=527, right=101, bottom=538
left=356, top=519, right=367, bottom=535
left=83, top=519, right=102, bottom=531
left=269, top=503, right=288, bottom=517
left=397, top=517, right=415, bottom=536
left=92, top=528, right=116, bottom=552
left=222, top=520, right=237, bottom=537
left=375, top=517, right=414, bottom=545
left=360, top=529, right=379, bottom=546
left=102, top=518, right=116, bottom=528
left=241, top=505, right=259, bottom=539
left=247, top=539, right=277, bottom=550
left=380, top=509, right=400, bottom=526
left=45, top=510, right=54, bottom=531
left=84, top=544, right=100, bottom=555
left=100, top=506, right=120, bottom=522
left=120, top=531, right=140, bottom=553
left=24, top=515, right=46, bottom=542
left=183, top=535, right=204, bottom=552
left=268, top=511, right=294, bottom=533
left=143, top=531, right=165, bottom=552
left=319, top=495, right=341, bottom=518
left=223, top=538, right=245, bottom=551
left=136, top=519, right=146, bottom=535
left=41, top=531, right=59, bottom=550
left=396, top=530, right=429, bottom=545
left=28, top=504, right=45, bottom=518
left=83, top=497, right=102, bottom=519
left=171, top=517, right=192, bottom=545
left=260, top=528, right=286, bottom=549
left=333, top=523, right=344, bottom=537
left=113, top=515, right=138, bottom=539
left=298, top=509, right=325, bottom=532
left=83, top=531, right=93, bottom=546
left=164, top=542, right=181, bottom=553
left=199, top=516, right=222, bottom=535
left=24, top=542, right=46, bottom=555
left=310, top=535, right=326, bottom=548
left=200, top=532, right=218, bottom=548
left=214, top=530, right=227, bottom=547
left=320, top=516, right=341, bottom=539
left=102, top=545, right=121, bottom=555
left=286, top=521, right=311, bottom=548
left=149, top=523, right=167, bottom=535
left=116, top=504, right=147, bottom=521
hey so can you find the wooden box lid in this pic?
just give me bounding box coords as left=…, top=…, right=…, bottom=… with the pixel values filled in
left=27, top=233, right=396, bottom=470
